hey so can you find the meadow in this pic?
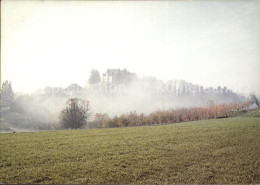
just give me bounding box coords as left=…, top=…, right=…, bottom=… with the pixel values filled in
left=0, top=110, right=259, bottom=184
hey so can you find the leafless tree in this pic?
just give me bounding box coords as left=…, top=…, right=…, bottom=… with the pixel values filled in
left=59, top=98, right=90, bottom=129
left=250, top=93, right=260, bottom=109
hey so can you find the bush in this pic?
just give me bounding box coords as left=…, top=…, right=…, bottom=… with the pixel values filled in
left=59, top=98, right=90, bottom=129
left=101, top=102, right=251, bottom=128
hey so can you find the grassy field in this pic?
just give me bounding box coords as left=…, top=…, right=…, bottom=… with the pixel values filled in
left=0, top=110, right=259, bottom=184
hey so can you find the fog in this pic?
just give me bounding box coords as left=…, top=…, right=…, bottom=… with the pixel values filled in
left=3, top=70, right=246, bottom=131
left=86, top=77, right=245, bottom=116
left=2, top=1, right=260, bottom=96
left=1, top=1, right=258, bottom=131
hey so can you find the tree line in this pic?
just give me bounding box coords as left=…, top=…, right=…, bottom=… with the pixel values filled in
left=1, top=80, right=259, bottom=131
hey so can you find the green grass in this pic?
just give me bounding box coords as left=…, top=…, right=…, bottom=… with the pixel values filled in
left=0, top=110, right=259, bottom=184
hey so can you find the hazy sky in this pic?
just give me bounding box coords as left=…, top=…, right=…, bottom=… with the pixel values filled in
left=1, top=1, right=260, bottom=95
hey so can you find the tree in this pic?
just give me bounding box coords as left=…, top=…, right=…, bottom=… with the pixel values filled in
left=89, top=113, right=109, bottom=128
left=88, top=69, right=101, bottom=84
left=250, top=93, right=260, bottom=109
left=59, top=98, right=90, bottom=129
left=0, top=80, right=14, bottom=107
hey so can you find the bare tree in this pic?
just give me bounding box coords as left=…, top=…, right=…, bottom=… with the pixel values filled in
left=250, top=93, right=260, bottom=109
left=59, top=98, right=90, bottom=129
left=90, top=113, right=109, bottom=128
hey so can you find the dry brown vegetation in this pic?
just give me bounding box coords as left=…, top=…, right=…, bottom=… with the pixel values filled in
left=89, top=102, right=252, bottom=128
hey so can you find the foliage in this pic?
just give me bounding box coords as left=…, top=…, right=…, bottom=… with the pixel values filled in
left=59, top=98, right=90, bottom=129
left=87, top=113, right=109, bottom=128
left=0, top=110, right=259, bottom=184
left=88, top=69, right=101, bottom=84
left=102, top=102, right=251, bottom=128
left=0, top=81, right=14, bottom=107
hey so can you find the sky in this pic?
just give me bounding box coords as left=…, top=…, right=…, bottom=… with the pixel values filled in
left=1, top=0, right=260, bottom=95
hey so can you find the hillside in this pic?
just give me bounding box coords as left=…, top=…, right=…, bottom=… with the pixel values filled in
left=0, top=110, right=259, bottom=184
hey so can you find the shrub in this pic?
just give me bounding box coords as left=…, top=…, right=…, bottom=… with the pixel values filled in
left=59, top=98, right=90, bottom=129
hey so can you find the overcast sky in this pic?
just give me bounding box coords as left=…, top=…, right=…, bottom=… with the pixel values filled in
left=1, top=1, right=259, bottom=95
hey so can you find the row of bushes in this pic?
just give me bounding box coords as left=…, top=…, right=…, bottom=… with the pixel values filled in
left=88, top=102, right=251, bottom=128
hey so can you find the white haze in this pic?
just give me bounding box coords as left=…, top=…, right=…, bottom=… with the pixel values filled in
left=1, top=1, right=259, bottom=96
left=12, top=76, right=247, bottom=126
